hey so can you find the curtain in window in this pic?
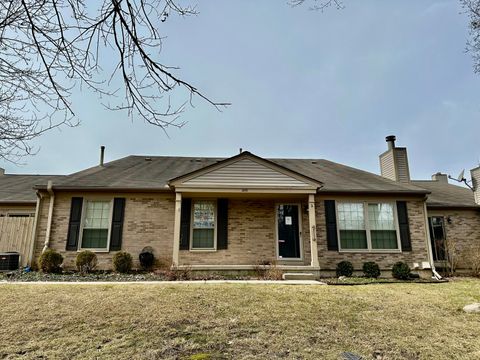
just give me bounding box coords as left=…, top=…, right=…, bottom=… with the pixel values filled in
left=368, top=203, right=398, bottom=249
left=82, top=201, right=111, bottom=249
left=338, top=203, right=367, bottom=249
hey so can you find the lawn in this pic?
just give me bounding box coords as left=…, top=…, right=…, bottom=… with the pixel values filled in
left=0, top=279, right=479, bottom=360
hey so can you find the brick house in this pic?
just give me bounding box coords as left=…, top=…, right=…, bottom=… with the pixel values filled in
left=1, top=136, right=479, bottom=276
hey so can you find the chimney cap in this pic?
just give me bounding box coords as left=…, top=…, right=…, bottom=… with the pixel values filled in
left=385, top=135, right=396, bottom=142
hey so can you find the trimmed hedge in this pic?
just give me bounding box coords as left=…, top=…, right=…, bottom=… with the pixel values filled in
left=38, top=249, right=63, bottom=273
left=336, top=261, right=354, bottom=277
left=362, top=261, right=381, bottom=278
left=113, top=251, right=133, bottom=273
left=392, top=261, right=411, bottom=280
left=76, top=250, right=98, bottom=274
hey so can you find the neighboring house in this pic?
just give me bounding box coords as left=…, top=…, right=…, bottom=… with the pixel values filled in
left=3, top=136, right=480, bottom=276
left=0, top=171, right=63, bottom=266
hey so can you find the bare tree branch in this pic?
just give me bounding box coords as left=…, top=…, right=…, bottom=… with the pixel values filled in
left=0, top=1, right=229, bottom=163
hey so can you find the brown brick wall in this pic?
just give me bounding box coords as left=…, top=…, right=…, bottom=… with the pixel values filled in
left=33, top=191, right=432, bottom=271
left=179, top=199, right=311, bottom=266
left=315, top=195, right=430, bottom=270
left=427, top=209, right=480, bottom=269
left=34, top=192, right=175, bottom=270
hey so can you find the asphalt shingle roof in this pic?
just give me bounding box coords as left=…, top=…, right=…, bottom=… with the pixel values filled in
left=0, top=174, right=64, bottom=203
left=411, top=180, right=478, bottom=209
left=34, top=155, right=429, bottom=194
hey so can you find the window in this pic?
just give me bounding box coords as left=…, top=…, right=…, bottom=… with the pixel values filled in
left=80, top=200, right=112, bottom=250
left=337, top=202, right=400, bottom=251
left=191, top=200, right=216, bottom=250
left=428, top=216, right=446, bottom=261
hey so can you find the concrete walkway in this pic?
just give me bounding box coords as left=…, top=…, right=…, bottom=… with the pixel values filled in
left=0, top=279, right=325, bottom=285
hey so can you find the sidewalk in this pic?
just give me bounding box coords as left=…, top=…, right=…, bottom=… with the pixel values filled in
left=0, top=279, right=325, bottom=285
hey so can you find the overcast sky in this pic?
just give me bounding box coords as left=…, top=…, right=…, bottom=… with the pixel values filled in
left=3, top=0, right=480, bottom=182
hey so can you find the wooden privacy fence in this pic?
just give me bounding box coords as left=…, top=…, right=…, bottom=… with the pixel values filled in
left=0, top=217, right=35, bottom=267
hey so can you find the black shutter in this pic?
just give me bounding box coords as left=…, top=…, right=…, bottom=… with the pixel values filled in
left=217, top=198, right=228, bottom=250
left=66, top=197, right=83, bottom=251
left=325, top=200, right=339, bottom=251
left=109, top=198, right=125, bottom=251
left=180, top=198, right=191, bottom=250
left=396, top=201, right=412, bottom=251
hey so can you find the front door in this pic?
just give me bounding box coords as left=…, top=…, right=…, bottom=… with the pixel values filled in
left=277, top=204, right=301, bottom=259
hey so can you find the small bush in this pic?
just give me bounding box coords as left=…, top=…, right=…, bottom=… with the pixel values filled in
left=164, top=265, right=191, bottom=281
left=155, top=256, right=172, bottom=270
left=139, top=250, right=155, bottom=270
left=38, top=249, right=63, bottom=273
left=336, top=261, right=354, bottom=277
left=392, top=261, right=411, bottom=280
left=113, top=251, right=133, bottom=273
left=363, top=261, right=381, bottom=278
left=76, top=250, right=97, bottom=274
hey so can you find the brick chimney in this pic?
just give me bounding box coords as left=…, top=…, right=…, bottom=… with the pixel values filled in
left=471, top=166, right=480, bottom=205
left=0, top=168, right=4, bottom=176
left=379, top=135, right=411, bottom=183
left=431, top=172, right=448, bottom=184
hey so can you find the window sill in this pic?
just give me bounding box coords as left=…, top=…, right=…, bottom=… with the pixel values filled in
left=78, top=249, right=110, bottom=253
left=189, top=249, right=217, bottom=252
left=338, top=249, right=402, bottom=254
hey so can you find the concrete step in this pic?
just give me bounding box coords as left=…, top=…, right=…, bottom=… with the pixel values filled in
left=282, top=272, right=317, bottom=281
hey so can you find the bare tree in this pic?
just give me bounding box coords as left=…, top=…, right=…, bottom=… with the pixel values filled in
left=0, top=1, right=228, bottom=162
left=462, top=0, right=480, bottom=73
left=289, top=0, right=344, bottom=11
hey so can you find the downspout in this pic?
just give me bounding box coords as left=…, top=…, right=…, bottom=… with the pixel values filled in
left=27, top=191, right=43, bottom=265
left=42, top=181, right=55, bottom=253
left=423, top=200, right=442, bottom=280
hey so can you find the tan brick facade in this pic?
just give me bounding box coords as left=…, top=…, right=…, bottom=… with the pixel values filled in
left=427, top=208, right=480, bottom=269
left=32, top=191, right=432, bottom=272
left=179, top=198, right=312, bottom=266
left=315, top=195, right=430, bottom=270
left=34, top=191, right=175, bottom=270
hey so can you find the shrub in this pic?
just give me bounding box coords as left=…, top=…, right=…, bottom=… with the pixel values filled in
left=164, top=264, right=191, bottom=281
left=139, top=250, right=155, bottom=270
left=392, top=261, right=411, bottom=280
left=362, top=261, right=381, bottom=278
left=336, top=260, right=354, bottom=277
left=38, top=249, right=63, bottom=273
left=76, top=250, right=97, bottom=274
left=113, top=251, right=133, bottom=273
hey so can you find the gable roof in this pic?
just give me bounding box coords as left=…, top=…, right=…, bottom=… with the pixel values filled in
left=169, top=152, right=322, bottom=191
left=0, top=174, right=64, bottom=203
left=33, top=153, right=429, bottom=195
left=411, top=180, right=479, bottom=209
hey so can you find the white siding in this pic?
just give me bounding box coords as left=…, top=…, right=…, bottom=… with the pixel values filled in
left=380, top=151, right=396, bottom=181
left=394, top=148, right=410, bottom=183
left=0, top=217, right=35, bottom=267
left=380, top=149, right=410, bottom=183
left=183, top=158, right=311, bottom=187
left=472, top=167, right=480, bottom=205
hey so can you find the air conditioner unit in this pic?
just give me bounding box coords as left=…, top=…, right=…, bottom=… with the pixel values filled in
left=0, top=252, right=20, bottom=271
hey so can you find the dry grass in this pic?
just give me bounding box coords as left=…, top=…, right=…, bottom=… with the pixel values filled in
left=0, top=279, right=479, bottom=359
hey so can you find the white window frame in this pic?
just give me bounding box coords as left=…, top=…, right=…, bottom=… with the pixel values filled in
left=190, top=199, right=217, bottom=251
left=78, top=197, right=114, bottom=252
left=336, top=201, right=402, bottom=253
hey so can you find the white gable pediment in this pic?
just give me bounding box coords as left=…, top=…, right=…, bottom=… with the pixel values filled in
left=178, top=158, right=316, bottom=189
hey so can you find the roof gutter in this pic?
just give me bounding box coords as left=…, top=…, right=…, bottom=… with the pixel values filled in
left=28, top=191, right=43, bottom=265
left=42, top=181, right=55, bottom=253
left=423, top=201, right=442, bottom=280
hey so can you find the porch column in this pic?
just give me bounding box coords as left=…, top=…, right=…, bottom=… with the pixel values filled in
left=172, top=192, right=182, bottom=266
left=308, top=194, right=319, bottom=268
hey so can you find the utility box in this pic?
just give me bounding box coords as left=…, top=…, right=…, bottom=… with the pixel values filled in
left=0, top=252, right=20, bottom=271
